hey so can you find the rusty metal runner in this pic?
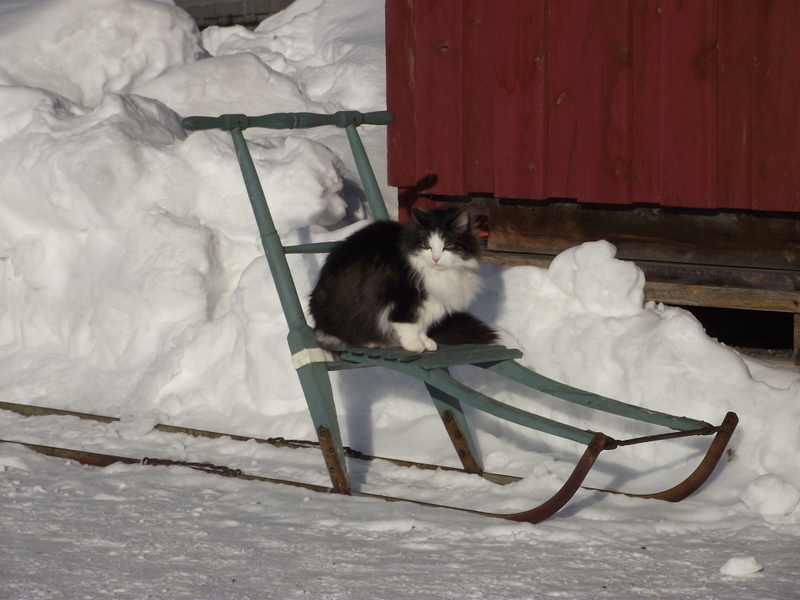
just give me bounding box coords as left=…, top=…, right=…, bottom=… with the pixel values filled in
left=0, top=400, right=737, bottom=523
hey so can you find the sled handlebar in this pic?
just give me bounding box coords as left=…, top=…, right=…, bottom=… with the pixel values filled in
left=181, top=110, right=394, bottom=132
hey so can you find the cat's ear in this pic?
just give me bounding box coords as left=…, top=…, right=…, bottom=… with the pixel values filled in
left=411, top=207, right=430, bottom=225
left=451, top=210, right=470, bottom=234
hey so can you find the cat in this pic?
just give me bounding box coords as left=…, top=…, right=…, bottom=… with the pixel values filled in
left=309, top=207, right=498, bottom=352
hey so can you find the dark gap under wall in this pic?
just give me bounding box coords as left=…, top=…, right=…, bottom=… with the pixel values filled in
left=681, top=306, right=794, bottom=355
left=175, top=0, right=295, bottom=29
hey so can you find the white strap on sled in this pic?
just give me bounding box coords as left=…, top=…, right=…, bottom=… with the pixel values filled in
left=291, top=347, right=335, bottom=370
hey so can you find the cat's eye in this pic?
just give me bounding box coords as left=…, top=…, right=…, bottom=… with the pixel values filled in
left=421, top=243, right=431, bottom=249
left=444, top=244, right=456, bottom=251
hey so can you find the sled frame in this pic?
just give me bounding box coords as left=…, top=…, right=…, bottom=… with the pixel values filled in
left=181, top=110, right=738, bottom=522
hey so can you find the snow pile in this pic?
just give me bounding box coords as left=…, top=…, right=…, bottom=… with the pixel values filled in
left=720, top=556, right=764, bottom=577
left=741, top=474, right=800, bottom=517
left=486, top=244, right=800, bottom=502
left=0, top=0, right=370, bottom=423
left=1, top=0, right=800, bottom=596
left=0, top=0, right=204, bottom=107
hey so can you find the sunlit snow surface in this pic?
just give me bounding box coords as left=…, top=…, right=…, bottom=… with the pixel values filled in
left=1, top=0, right=799, bottom=597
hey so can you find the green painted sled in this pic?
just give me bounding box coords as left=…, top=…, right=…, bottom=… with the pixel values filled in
left=180, top=110, right=738, bottom=522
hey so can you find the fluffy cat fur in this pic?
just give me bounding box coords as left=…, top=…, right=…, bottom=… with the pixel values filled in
left=310, top=207, right=498, bottom=352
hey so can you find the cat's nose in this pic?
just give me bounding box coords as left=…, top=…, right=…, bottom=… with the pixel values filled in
left=432, top=254, right=441, bottom=263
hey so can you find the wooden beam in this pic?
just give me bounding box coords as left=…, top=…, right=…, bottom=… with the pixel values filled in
left=642, top=283, right=800, bottom=314
left=486, top=200, right=800, bottom=272
left=795, top=314, right=800, bottom=366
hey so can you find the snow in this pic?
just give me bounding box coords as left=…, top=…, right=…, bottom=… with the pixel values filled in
left=1, top=0, right=799, bottom=597
left=719, top=556, right=764, bottom=578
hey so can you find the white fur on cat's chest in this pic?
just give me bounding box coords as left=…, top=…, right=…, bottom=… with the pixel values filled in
left=420, top=262, right=481, bottom=310
left=412, top=258, right=482, bottom=328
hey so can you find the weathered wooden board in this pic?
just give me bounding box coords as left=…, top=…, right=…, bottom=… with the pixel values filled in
left=642, top=283, right=800, bottom=313
left=481, top=244, right=800, bottom=362
left=486, top=200, right=800, bottom=272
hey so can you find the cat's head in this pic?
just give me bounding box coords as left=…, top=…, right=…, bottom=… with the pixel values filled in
left=404, top=207, right=480, bottom=269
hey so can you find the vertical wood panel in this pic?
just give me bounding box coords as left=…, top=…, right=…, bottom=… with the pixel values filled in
left=385, top=0, right=417, bottom=189
left=717, top=1, right=756, bottom=210
left=575, top=0, right=631, bottom=204
left=463, top=0, right=495, bottom=194
left=660, top=1, right=718, bottom=208
left=751, top=0, right=800, bottom=212
left=547, top=0, right=631, bottom=204
left=546, top=1, right=581, bottom=199
left=492, top=0, right=547, bottom=200
left=630, top=0, right=663, bottom=205
left=413, top=0, right=465, bottom=195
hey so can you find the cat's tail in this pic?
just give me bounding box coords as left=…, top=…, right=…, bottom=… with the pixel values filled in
left=428, top=312, right=499, bottom=346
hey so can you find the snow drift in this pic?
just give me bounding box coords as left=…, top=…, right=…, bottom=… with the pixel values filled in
left=1, top=0, right=800, bottom=597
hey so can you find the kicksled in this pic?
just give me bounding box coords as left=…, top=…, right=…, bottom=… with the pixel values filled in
left=171, top=109, right=739, bottom=523
left=0, top=111, right=738, bottom=523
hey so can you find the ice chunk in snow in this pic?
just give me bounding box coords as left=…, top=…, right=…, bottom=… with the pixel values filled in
left=720, top=556, right=764, bottom=577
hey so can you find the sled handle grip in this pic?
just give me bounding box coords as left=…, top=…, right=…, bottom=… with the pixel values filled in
left=182, top=110, right=394, bottom=132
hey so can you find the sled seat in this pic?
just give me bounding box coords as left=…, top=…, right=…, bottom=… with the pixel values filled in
left=327, top=343, right=523, bottom=369
left=181, top=110, right=738, bottom=523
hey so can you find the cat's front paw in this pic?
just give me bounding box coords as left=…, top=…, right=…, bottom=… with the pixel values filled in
left=399, top=335, right=437, bottom=353
left=421, top=335, right=437, bottom=352
left=400, top=338, right=427, bottom=353
left=392, top=322, right=437, bottom=352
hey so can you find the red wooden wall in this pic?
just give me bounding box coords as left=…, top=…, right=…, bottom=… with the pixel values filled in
left=386, top=0, right=800, bottom=213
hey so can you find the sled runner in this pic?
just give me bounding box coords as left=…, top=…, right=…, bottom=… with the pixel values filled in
left=178, top=109, right=738, bottom=522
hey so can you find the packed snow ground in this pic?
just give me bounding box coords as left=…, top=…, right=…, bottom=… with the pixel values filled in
left=1, top=0, right=799, bottom=598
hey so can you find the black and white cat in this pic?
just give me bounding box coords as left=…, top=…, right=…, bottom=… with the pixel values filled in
left=310, top=207, right=497, bottom=352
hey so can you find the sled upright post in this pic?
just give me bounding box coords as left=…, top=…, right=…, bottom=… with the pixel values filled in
left=344, top=121, right=390, bottom=221
left=181, top=110, right=738, bottom=522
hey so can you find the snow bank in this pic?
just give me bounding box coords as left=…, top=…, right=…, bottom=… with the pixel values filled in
left=478, top=245, right=800, bottom=503
left=202, top=0, right=387, bottom=111
left=0, top=0, right=204, bottom=107
left=1, top=0, right=800, bottom=552
left=0, top=0, right=361, bottom=420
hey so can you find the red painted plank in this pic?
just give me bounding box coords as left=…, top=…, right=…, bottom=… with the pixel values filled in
left=630, top=0, right=663, bottom=205
left=717, top=1, right=756, bottom=210
left=660, top=1, right=718, bottom=208
left=492, top=0, right=547, bottom=200
left=546, top=0, right=585, bottom=199
left=576, top=0, right=631, bottom=205
left=413, top=0, right=465, bottom=195
left=751, top=0, right=800, bottom=212
left=385, top=0, right=417, bottom=190
left=463, top=0, right=495, bottom=194
left=547, top=1, right=631, bottom=205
